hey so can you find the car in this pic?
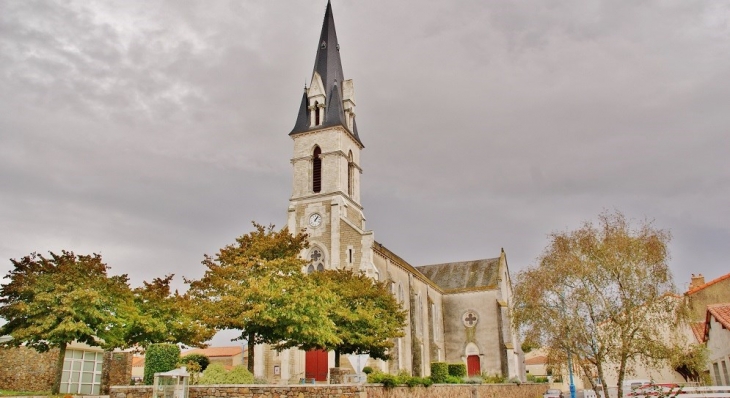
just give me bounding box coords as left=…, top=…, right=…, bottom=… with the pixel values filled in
left=543, top=389, right=564, bottom=398
left=626, top=383, right=683, bottom=397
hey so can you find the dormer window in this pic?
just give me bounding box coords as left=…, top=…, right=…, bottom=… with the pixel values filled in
left=321, top=41, right=326, bottom=49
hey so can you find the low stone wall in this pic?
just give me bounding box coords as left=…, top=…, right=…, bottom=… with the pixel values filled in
left=111, top=383, right=546, bottom=398
left=365, top=384, right=545, bottom=398
left=0, top=346, right=58, bottom=392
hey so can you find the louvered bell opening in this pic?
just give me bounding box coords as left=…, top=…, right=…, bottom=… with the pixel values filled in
left=313, top=147, right=322, bottom=193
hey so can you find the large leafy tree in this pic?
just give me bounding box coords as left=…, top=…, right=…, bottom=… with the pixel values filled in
left=125, top=274, right=214, bottom=349
left=186, top=223, right=341, bottom=373
left=0, top=251, right=134, bottom=394
left=512, top=211, right=681, bottom=398
left=311, top=269, right=407, bottom=367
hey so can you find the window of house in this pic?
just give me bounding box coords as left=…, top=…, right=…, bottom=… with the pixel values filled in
left=314, top=101, right=320, bottom=125
left=312, top=146, right=322, bottom=193
left=722, top=360, right=729, bottom=385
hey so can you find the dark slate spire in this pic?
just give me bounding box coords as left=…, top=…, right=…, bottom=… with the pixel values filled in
left=313, top=0, right=344, bottom=100
left=322, top=80, right=347, bottom=129
left=291, top=88, right=309, bottom=134
left=289, top=1, right=363, bottom=147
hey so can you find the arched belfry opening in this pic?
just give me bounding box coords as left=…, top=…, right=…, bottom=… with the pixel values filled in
left=347, top=150, right=354, bottom=197
left=312, top=146, right=322, bottom=193
left=313, top=101, right=321, bottom=126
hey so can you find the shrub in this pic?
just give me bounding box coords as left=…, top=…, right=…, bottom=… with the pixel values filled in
left=226, top=365, right=255, bottom=384
left=445, top=375, right=462, bottom=384
left=448, top=363, right=466, bottom=378
left=180, top=353, right=210, bottom=371
left=198, top=363, right=228, bottom=384
left=198, top=363, right=255, bottom=384
left=362, top=366, right=374, bottom=374
left=430, top=362, right=448, bottom=383
left=144, top=344, right=181, bottom=385
left=368, top=370, right=432, bottom=388
left=482, top=373, right=507, bottom=384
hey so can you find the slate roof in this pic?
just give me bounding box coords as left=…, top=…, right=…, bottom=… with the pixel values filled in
left=289, top=1, right=363, bottom=146
left=416, top=258, right=501, bottom=293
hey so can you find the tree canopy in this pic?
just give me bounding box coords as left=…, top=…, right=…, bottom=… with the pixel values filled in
left=0, top=251, right=134, bottom=393
left=186, top=223, right=341, bottom=372
left=310, top=269, right=407, bottom=366
left=512, top=211, right=682, bottom=398
left=125, top=274, right=214, bottom=349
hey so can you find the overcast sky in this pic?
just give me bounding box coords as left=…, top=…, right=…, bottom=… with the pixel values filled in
left=1, top=1, right=729, bottom=345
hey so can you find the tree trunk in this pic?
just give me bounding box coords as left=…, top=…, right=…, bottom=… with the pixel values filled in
left=247, top=332, right=255, bottom=374
left=616, top=353, right=628, bottom=398
left=334, top=349, right=340, bottom=368
left=52, top=342, right=67, bottom=395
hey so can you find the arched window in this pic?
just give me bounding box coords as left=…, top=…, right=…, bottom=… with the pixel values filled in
left=312, top=146, right=322, bottom=193
left=347, top=151, right=354, bottom=197
left=310, top=247, right=324, bottom=272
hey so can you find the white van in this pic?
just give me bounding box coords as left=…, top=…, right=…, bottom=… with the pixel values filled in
left=622, top=380, right=650, bottom=397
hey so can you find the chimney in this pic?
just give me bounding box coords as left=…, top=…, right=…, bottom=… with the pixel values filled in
left=689, top=274, right=705, bottom=290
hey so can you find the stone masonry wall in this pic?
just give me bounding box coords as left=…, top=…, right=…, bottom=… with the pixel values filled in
left=111, top=383, right=546, bottom=398
left=103, top=351, right=134, bottom=394
left=0, top=346, right=58, bottom=392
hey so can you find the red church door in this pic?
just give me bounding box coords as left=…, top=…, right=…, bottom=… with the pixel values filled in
left=305, top=350, right=329, bottom=381
left=467, top=355, right=481, bottom=377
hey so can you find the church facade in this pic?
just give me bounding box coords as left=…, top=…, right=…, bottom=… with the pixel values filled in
left=253, top=2, right=523, bottom=383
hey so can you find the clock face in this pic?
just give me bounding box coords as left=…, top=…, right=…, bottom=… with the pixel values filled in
left=308, top=213, right=322, bottom=227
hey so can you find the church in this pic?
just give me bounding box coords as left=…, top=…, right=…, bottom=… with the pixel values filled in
left=253, top=2, right=524, bottom=383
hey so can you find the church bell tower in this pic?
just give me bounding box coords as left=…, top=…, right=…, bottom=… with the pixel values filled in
left=287, top=1, right=376, bottom=277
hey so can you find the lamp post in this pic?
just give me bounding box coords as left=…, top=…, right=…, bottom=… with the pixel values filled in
left=567, top=347, right=576, bottom=398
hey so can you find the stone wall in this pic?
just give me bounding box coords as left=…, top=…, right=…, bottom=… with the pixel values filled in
left=111, top=383, right=547, bottom=398
left=0, top=346, right=58, bottom=392
left=103, top=352, right=134, bottom=394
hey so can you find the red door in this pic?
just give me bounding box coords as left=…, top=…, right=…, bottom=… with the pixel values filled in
left=467, top=355, right=481, bottom=377
left=305, top=350, right=328, bottom=381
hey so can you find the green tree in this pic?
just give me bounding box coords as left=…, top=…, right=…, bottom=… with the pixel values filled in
left=126, top=275, right=214, bottom=349
left=310, top=269, right=407, bottom=367
left=512, top=211, right=680, bottom=398
left=186, top=223, right=340, bottom=373
left=0, top=251, right=134, bottom=394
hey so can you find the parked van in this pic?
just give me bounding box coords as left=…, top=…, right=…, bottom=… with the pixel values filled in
left=621, top=380, right=650, bottom=397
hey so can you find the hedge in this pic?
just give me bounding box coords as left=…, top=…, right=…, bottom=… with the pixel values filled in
left=430, top=362, right=448, bottom=383
left=448, top=363, right=467, bottom=378
left=144, top=343, right=181, bottom=385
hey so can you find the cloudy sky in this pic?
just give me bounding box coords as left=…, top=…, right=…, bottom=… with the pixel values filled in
left=1, top=1, right=729, bottom=344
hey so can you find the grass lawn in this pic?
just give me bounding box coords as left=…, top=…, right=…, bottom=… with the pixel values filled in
left=0, top=391, right=52, bottom=396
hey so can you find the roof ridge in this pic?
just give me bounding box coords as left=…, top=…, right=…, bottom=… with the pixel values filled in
left=685, top=271, right=730, bottom=295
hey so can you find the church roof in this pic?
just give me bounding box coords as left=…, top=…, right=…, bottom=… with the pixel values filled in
left=289, top=1, right=363, bottom=147
left=312, top=1, right=344, bottom=104
left=416, top=258, right=501, bottom=293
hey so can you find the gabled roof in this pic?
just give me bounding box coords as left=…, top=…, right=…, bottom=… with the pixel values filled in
left=524, top=355, right=548, bottom=366
left=184, top=346, right=243, bottom=358
left=686, top=271, right=730, bottom=295
left=707, top=303, right=730, bottom=330
left=690, top=322, right=705, bottom=343
left=416, top=258, right=501, bottom=293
